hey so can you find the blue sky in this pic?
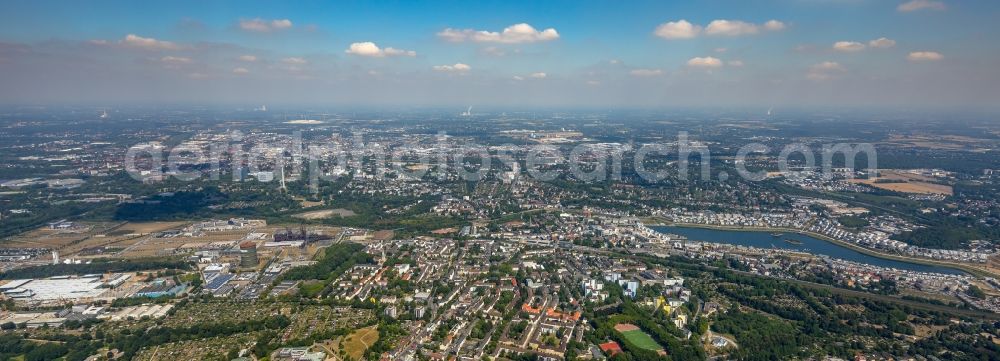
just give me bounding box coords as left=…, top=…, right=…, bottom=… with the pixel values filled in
left=0, top=0, right=998, bottom=108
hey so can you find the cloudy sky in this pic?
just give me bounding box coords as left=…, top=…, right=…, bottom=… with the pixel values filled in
left=0, top=0, right=997, bottom=108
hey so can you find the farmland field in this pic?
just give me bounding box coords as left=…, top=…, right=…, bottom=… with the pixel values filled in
left=848, top=170, right=954, bottom=195
left=292, top=208, right=356, bottom=220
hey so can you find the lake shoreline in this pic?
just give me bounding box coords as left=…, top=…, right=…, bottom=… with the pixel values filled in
left=646, top=220, right=992, bottom=277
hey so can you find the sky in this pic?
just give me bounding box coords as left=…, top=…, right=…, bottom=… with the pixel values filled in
left=0, top=0, right=998, bottom=109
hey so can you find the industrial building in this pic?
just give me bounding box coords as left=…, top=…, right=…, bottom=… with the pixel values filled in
left=0, top=276, right=106, bottom=302
left=133, top=279, right=186, bottom=298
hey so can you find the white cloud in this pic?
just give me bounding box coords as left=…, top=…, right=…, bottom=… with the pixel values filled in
left=159, top=56, right=192, bottom=65
left=687, top=56, right=723, bottom=68
left=433, top=63, right=471, bottom=72
left=868, top=37, right=896, bottom=49
left=908, top=51, right=943, bottom=61
left=271, top=19, right=293, bottom=29
left=653, top=20, right=701, bottom=39
left=807, top=61, right=846, bottom=80
left=345, top=42, right=416, bottom=57
left=728, top=60, right=744, bottom=67
left=662, top=19, right=784, bottom=38
left=383, top=47, right=417, bottom=57
left=282, top=57, right=308, bottom=65
left=345, top=42, right=381, bottom=57
left=833, top=41, right=866, bottom=52
left=586, top=80, right=601, bottom=86
left=630, top=68, right=664, bottom=77
left=239, top=18, right=294, bottom=32
left=812, top=61, right=846, bottom=71
left=232, top=67, right=249, bottom=74
left=121, top=34, right=179, bottom=50
left=763, top=20, right=786, bottom=31
left=238, top=55, right=258, bottom=62
left=898, top=0, right=946, bottom=12
left=831, top=38, right=903, bottom=53
left=507, top=72, right=546, bottom=80
left=706, top=20, right=760, bottom=36
left=436, top=29, right=465, bottom=42
left=437, top=23, right=559, bottom=43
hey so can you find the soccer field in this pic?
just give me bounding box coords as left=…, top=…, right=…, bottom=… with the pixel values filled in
left=621, top=329, right=664, bottom=351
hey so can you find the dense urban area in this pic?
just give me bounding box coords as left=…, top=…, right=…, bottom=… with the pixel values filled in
left=0, top=107, right=999, bottom=361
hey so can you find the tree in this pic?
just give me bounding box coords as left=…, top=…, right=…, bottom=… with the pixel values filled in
left=967, top=285, right=986, bottom=299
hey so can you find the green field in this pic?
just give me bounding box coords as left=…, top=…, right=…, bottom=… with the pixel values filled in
left=621, top=329, right=663, bottom=352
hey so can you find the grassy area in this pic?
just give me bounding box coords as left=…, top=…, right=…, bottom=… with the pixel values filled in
left=339, top=326, right=379, bottom=360
left=298, top=280, right=326, bottom=298
left=620, top=329, right=663, bottom=352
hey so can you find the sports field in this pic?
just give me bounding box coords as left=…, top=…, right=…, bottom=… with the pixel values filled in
left=614, top=323, right=664, bottom=352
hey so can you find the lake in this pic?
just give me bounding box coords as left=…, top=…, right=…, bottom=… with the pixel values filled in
left=652, top=225, right=966, bottom=275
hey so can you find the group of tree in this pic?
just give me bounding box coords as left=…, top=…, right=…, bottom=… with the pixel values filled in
left=280, top=242, right=371, bottom=284
left=0, top=258, right=191, bottom=280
